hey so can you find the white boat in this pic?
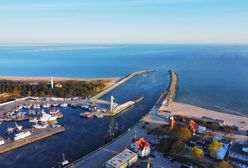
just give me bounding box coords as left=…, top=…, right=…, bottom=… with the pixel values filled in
left=14, top=131, right=31, bottom=141
left=15, top=122, right=23, bottom=131
left=23, top=104, right=32, bottom=109
left=29, top=109, right=36, bottom=115
left=29, top=117, right=38, bottom=123
left=39, top=112, right=57, bottom=122
left=42, top=103, right=50, bottom=108
left=33, top=122, right=48, bottom=129
left=6, top=127, right=14, bottom=134
left=49, top=109, right=60, bottom=115
left=52, top=124, right=62, bottom=128
left=33, top=104, right=40, bottom=109
left=81, top=105, right=89, bottom=109
left=60, top=103, right=68, bottom=108
left=52, top=103, right=59, bottom=107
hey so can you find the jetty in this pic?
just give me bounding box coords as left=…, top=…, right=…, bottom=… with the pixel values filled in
left=81, top=97, right=144, bottom=118
left=0, top=127, right=65, bottom=154
left=165, top=70, right=178, bottom=106
left=90, top=70, right=157, bottom=100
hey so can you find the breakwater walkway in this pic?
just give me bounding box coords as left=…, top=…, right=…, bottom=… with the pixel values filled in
left=90, top=70, right=157, bottom=101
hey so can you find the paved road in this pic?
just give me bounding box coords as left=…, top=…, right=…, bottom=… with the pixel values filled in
left=68, top=122, right=149, bottom=168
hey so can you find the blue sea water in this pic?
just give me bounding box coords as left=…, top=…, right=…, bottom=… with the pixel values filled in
left=1, top=44, right=248, bottom=115
left=0, top=44, right=248, bottom=167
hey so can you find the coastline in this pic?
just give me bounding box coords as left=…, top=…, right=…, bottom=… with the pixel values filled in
left=166, top=102, right=248, bottom=131
left=0, top=76, right=120, bottom=82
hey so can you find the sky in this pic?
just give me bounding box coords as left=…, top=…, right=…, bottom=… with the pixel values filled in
left=0, top=0, right=247, bottom=44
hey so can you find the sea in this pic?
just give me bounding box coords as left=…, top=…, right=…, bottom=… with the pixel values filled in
left=0, top=44, right=248, bottom=168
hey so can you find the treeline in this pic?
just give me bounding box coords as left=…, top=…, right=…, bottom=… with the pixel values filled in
left=0, top=80, right=109, bottom=99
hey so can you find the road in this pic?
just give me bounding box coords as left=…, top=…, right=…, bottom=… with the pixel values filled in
left=68, top=122, right=149, bottom=168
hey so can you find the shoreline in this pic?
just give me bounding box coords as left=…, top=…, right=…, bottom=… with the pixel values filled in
left=165, top=102, right=248, bottom=131
left=0, top=76, right=120, bottom=82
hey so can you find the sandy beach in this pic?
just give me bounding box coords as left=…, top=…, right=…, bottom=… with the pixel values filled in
left=0, top=76, right=119, bottom=82
left=163, top=102, right=248, bottom=131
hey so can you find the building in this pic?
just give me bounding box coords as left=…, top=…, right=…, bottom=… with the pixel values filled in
left=227, top=143, right=248, bottom=168
left=132, top=137, right=151, bottom=158
left=55, top=83, right=63, bottom=88
left=105, top=149, right=138, bottom=168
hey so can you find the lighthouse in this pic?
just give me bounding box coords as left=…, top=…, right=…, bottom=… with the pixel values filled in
left=50, top=77, right=54, bottom=89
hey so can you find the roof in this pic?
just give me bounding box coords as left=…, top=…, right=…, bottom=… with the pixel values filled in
left=106, top=149, right=137, bottom=168
left=229, top=143, right=248, bottom=157
left=135, top=137, right=150, bottom=150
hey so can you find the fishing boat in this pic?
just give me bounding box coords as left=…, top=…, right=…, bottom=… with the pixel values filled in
left=52, top=103, right=59, bottom=107
left=6, top=127, right=14, bottom=134
left=81, top=105, right=89, bottom=110
left=23, top=104, right=32, bottom=109
left=29, top=117, right=38, bottom=123
left=52, top=153, right=70, bottom=168
left=42, top=103, right=50, bottom=108
left=80, top=112, right=95, bottom=119
left=15, top=122, right=23, bottom=131
left=104, top=118, right=123, bottom=143
left=60, top=103, right=68, bottom=108
left=39, top=111, right=57, bottom=122
left=33, top=122, right=48, bottom=129
left=14, top=131, right=31, bottom=141
left=33, top=104, right=40, bottom=110
left=50, top=109, right=63, bottom=119
left=28, top=109, right=36, bottom=115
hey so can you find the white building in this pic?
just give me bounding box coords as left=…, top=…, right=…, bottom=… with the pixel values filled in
left=228, top=143, right=248, bottom=168
left=105, top=149, right=138, bottom=168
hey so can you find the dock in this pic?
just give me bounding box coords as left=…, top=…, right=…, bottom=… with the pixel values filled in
left=90, top=70, right=157, bottom=101
left=81, top=97, right=144, bottom=118
left=0, top=127, right=65, bottom=154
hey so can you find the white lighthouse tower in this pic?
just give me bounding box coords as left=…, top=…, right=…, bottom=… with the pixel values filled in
left=50, top=77, right=54, bottom=89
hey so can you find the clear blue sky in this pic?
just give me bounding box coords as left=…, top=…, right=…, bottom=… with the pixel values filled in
left=0, top=0, right=247, bottom=44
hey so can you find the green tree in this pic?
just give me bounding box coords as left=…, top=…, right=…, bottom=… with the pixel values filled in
left=208, top=141, right=223, bottom=158
left=191, top=147, right=204, bottom=163
left=169, top=139, right=185, bottom=156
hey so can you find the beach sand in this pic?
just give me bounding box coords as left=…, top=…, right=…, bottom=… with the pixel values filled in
left=0, top=76, right=119, bottom=82
left=162, top=102, right=248, bottom=131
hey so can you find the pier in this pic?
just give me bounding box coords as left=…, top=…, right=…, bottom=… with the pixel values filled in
left=165, top=70, right=178, bottom=106
left=0, top=127, right=65, bottom=154
left=81, top=97, right=144, bottom=118
left=90, top=70, right=157, bottom=101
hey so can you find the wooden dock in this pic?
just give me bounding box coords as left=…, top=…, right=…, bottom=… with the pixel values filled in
left=0, top=127, right=65, bottom=154
left=90, top=70, right=157, bottom=101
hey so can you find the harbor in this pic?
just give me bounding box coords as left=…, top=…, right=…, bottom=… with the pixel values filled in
left=66, top=70, right=175, bottom=168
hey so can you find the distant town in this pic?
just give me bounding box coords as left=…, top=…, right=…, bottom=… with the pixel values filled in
left=0, top=70, right=248, bottom=168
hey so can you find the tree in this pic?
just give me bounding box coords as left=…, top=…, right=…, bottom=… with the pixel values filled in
left=170, top=139, right=185, bottom=156
left=191, top=147, right=204, bottom=163
left=216, top=161, right=233, bottom=168
left=208, top=141, right=223, bottom=158
left=180, top=128, right=192, bottom=142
